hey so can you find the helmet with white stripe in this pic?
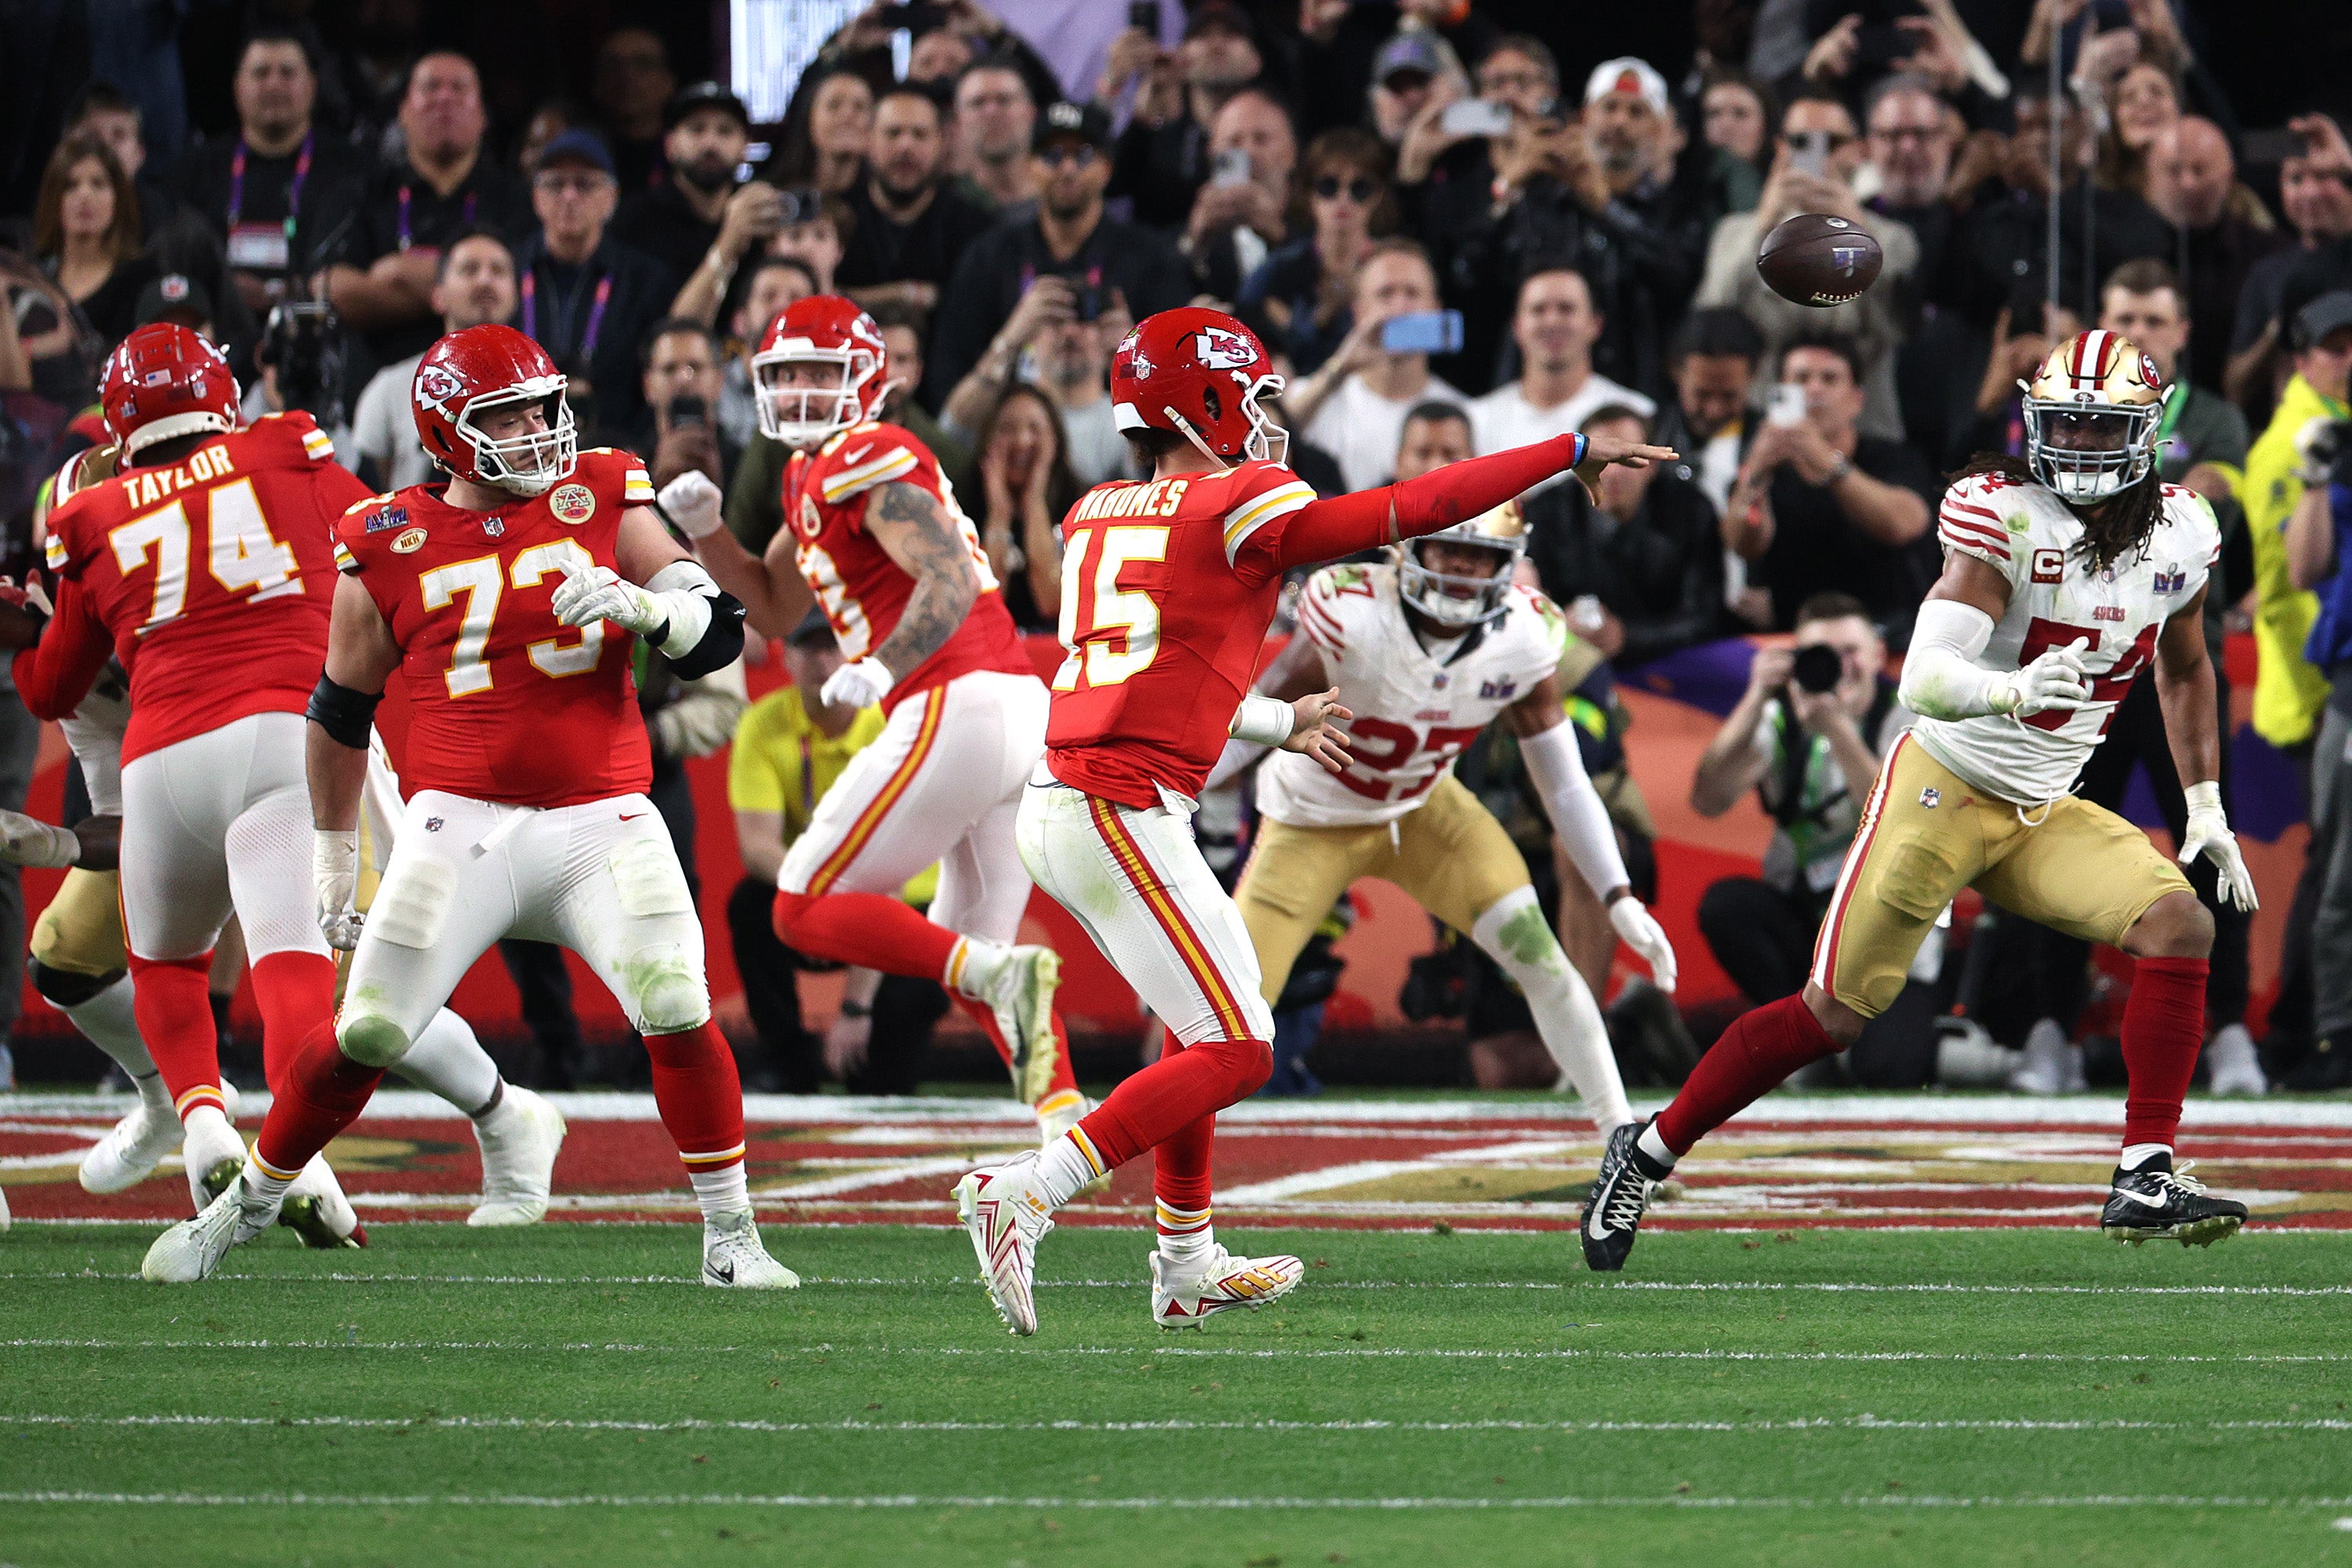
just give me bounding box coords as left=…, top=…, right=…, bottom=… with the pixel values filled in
left=1395, top=499, right=1526, bottom=629
left=2021, top=329, right=2167, bottom=503
left=752, top=295, right=890, bottom=449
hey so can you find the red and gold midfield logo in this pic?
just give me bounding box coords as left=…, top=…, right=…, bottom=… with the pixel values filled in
left=391, top=527, right=428, bottom=554
left=549, top=483, right=596, bottom=524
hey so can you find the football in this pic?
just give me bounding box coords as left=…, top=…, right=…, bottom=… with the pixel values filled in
left=1756, top=212, right=1885, bottom=307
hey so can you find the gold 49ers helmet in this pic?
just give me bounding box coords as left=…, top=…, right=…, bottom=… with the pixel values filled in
left=1396, top=499, right=1526, bottom=629
left=2021, top=328, right=2169, bottom=503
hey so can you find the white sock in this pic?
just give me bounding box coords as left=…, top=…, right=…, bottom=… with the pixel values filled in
left=689, top=1163, right=752, bottom=1222
left=2120, top=1142, right=2172, bottom=1171
left=387, top=1008, right=503, bottom=1116
left=63, top=974, right=153, bottom=1078
left=240, top=1152, right=296, bottom=1207
left=1472, top=888, right=1630, bottom=1128
left=1637, top=1122, right=1679, bottom=1171
left=1035, top=1133, right=1098, bottom=1208
left=1155, top=1200, right=1214, bottom=1265
left=944, top=934, right=1012, bottom=1000
left=183, top=1103, right=239, bottom=1149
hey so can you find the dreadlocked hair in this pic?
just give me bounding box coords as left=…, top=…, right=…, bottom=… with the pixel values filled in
left=1949, top=452, right=2165, bottom=572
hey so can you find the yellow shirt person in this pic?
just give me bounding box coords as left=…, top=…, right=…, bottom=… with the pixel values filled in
left=729, top=685, right=938, bottom=908
left=2245, top=368, right=2351, bottom=749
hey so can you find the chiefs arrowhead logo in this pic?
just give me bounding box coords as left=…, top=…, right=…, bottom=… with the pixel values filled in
left=1192, top=326, right=1257, bottom=371
left=413, top=365, right=465, bottom=415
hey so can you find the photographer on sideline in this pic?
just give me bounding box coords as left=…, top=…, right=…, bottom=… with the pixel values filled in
left=1689, top=592, right=1933, bottom=1087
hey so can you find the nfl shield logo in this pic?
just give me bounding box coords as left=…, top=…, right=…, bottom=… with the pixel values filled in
left=483, top=517, right=505, bottom=538
left=1919, top=787, right=1941, bottom=808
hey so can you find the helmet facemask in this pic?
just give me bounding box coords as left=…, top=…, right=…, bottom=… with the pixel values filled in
left=1167, top=370, right=1289, bottom=467
left=1396, top=531, right=1520, bottom=629
left=460, top=377, right=577, bottom=497
left=753, top=341, right=879, bottom=448
left=2022, top=394, right=2161, bottom=503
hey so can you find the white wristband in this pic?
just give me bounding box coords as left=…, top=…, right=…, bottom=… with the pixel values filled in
left=1228, top=693, right=1296, bottom=747
left=2184, top=780, right=2223, bottom=815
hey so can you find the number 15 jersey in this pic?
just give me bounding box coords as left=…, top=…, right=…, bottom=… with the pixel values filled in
left=1916, top=470, right=2220, bottom=805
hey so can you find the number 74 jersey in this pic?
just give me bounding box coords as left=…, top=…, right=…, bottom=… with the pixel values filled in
left=335, top=448, right=655, bottom=809
left=1914, top=470, right=2221, bottom=805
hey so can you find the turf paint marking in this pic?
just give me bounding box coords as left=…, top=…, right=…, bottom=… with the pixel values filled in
left=5, top=1490, right=2351, bottom=1512
left=5, top=1414, right=2349, bottom=1436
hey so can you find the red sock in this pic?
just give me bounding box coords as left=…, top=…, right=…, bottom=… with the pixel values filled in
left=249, top=950, right=337, bottom=1093
left=950, top=994, right=1082, bottom=1099
left=2122, top=956, right=2209, bottom=1149
left=1653, top=992, right=1839, bottom=1156
left=774, top=887, right=959, bottom=982
left=252, top=1020, right=385, bottom=1177
left=644, top=1021, right=746, bottom=1174
left=1150, top=1036, right=1215, bottom=1236
left=129, top=953, right=225, bottom=1121
left=1076, top=1036, right=1271, bottom=1171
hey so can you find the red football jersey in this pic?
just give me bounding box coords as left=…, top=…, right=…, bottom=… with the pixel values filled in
left=1044, top=459, right=1319, bottom=808
left=782, top=419, right=1030, bottom=711
left=336, top=448, right=657, bottom=809
left=38, top=411, right=367, bottom=763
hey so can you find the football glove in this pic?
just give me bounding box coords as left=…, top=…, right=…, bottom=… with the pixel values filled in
left=1989, top=637, right=2091, bottom=717
left=2179, top=782, right=2259, bottom=911
left=0, top=808, right=79, bottom=868
left=550, top=556, right=666, bottom=637
left=314, top=829, right=363, bottom=951
left=1608, top=896, right=1679, bottom=994
left=820, top=655, right=895, bottom=710
left=657, top=469, right=727, bottom=540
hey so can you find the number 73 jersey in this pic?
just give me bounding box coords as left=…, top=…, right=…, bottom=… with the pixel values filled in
left=41, top=410, right=370, bottom=764
left=335, top=448, right=655, bottom=809
left=1915, top=471, right=2221, bottom=805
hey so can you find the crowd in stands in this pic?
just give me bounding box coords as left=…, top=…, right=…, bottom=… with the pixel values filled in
left=2, top=0, right=2350, bottom=1097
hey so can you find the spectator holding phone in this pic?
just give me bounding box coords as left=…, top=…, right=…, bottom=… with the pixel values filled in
left=1470, top=267, right=1653, bottom=472
left=1106, top=0, right=1265, bottom=231
left=637, top=317, right=731, bottom=491
left=925, top=100, right=1188, bottom=406
left=1722, top=333, right=1936, bottom=643
left=838, top=83, right=992, bottom=319
left=1283, top=238, right=1471, bottom=493
left=1183, top=88, right=1296, bottom=299
left=618, top=83, right=758, bottom=286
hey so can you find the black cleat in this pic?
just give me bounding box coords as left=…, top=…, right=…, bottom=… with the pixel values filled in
left=2100, top=1157, right=2246, bottom=1247
left=1581, top=1120, right=1668, bottom=1272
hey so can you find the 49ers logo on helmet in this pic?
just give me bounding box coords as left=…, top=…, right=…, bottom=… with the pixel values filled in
left=1192, top=327, right=1258, bottom=371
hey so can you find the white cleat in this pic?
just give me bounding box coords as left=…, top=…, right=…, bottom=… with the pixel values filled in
left=2008, top=1019, right=2085, bottom=1095
left=278, top=1155, right=366, bottom=1250
left=1036, top=1093, right=1112, bottom=1198
left=79, top=1100, right=183, bottom=1195
left=142, top=1174, right=278, bottom=1282
left=180, top=1110, right=249, bottom=1214
left=469, top=1086, right=566, bottom=1226
left=701, top=1210, right=799, bottom=1287
left=953, top=1151, right=1055, bottom=1336
left=1150, top=1245, right=1303, bottom=1329
left=985, top=946, right=1063, bottom=1104
left=2205, top=1023, right=2268, bottom=1097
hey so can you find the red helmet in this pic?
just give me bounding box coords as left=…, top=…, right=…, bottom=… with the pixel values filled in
left=411, top=324, right=577, bottom=496
left=1110, top=306, right=1287, bottom=466
left=99, top=324, right=241, bottom=459
left=751, top=294, right=890, bottom=448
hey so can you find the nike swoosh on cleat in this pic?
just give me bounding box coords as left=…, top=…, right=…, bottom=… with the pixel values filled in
left=2108, top=1185, right=2175, bottom=1209
left=707, top=1261, right=735, bottom=1283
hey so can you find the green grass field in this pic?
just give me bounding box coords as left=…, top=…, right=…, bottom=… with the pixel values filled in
left=1, top=1221, right=2348, bottom=1567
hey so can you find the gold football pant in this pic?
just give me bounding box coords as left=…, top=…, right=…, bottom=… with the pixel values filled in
left=31, top=868, right=127, bottom=978
left=1812, top=732, right=2191, bottom=1018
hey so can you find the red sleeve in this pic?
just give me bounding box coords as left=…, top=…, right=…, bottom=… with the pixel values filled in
left=13, top=576, right=112, bottom=722
left=1242, top=434, right=1586, bottom=580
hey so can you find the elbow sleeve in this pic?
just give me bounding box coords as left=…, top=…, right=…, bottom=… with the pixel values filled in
left=306, top=675, right=383, bottom=750
left=1898, top=600, right=2004, bottom=720
left=644, top=561, right=746, bottom=679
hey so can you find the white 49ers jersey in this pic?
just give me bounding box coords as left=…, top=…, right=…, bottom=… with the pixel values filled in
left=1915, top=470, right=2220, bottom=805
left=1256, top=561, right=1566, bottom=827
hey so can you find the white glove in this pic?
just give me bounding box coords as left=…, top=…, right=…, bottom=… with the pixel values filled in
left=550, top=555, right=665, bottom=636
left=659, top=468, right=726, bottom=539
left=1608, top=896, right=1678, bottom=994
left=1988, top=637, right=2091, bottom=717
left=0, top=809, right=79, bottom=868
left=2180, top=781, right=2259, bottom=912
left=820, top=655, right=896, bottom=710
left=314, top=829, right=364, bottom=951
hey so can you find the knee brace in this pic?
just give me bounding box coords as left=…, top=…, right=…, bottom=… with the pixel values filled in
left=32, top=958, right=125, bottom=1009
left=336, top=1007, right=415, bottom=1069
left=626, top=942, right=710, bottom=1034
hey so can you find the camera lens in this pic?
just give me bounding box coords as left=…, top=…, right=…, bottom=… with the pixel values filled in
left=1791, top=644, right=1843, bottom=693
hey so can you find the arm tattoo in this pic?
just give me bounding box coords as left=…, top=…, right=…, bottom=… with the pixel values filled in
left=869, top=481, right=978, bottom=677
